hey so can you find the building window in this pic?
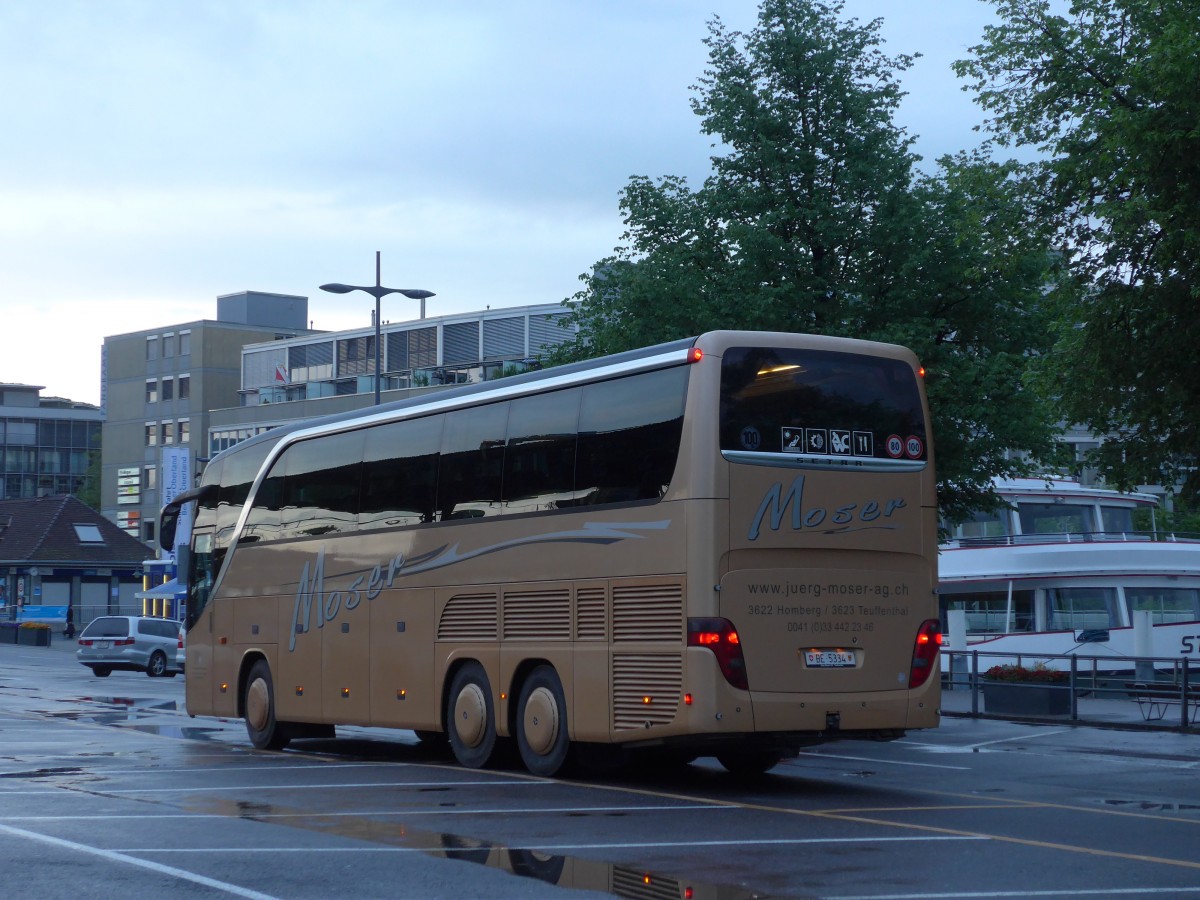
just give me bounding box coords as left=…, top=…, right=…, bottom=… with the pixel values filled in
left=162, top=332, right=176, bottom=357
left=161, top=378, right=174, bottom=402
left=178, top=419, right=190, bottom=444
left=178, top=374, right=191, bottom=400
left=145, top=423, right=157, bottom=447
left=146, top=336, right=158, bottom=361
left=72, top=523, right=105, bottom=544
left=145, top=380, right=158, bottom=403
left=179, top=331, right=191, bottom=356
left=143, top=520, right=156, bottom=544
left=161, top=421, right=175, bottom=445
left=143, top=465, right=157, bottom=490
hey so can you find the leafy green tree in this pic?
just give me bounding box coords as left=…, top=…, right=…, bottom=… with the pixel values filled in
left=955, top=0, right=1200, bottom=497
left=559, top=0, right=1060, bottom=520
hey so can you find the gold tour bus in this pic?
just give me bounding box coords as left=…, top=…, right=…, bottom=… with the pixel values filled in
left=160, top=330, right=940, bottom=776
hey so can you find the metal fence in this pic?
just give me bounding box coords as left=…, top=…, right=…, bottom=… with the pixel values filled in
left=941, top=649, right=1199, bottom=731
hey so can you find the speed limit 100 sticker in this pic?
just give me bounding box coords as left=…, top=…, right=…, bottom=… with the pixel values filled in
left=905, top=435, right=924, bottom=459
left=886, top=434, right=904, bottom=458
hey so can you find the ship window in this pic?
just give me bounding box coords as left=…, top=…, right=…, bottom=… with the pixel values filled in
left=940, top=591, right=1033, bottom=635
left=1099, top=506, right=1135, bottom=535
left=1018, top=503, right=1093, bottom=536
left=951, top=508, right=1009, bottom=542
left=1127, top=588, right=1200, bottom=625
left=1047, top=587, right=1118, bottom=631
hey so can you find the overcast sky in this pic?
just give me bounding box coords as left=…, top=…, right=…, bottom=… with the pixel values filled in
left=0, top=0, right=1002, bottom=406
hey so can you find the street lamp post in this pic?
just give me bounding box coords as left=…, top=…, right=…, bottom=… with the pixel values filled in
left=320, top=252, right=435, bottom=404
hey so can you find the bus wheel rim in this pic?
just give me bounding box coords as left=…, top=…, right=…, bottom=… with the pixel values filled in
left=246, top=679, right=270, bottom=731
left=523, top=686, right=559, bottom=756
left=454, top=684, right=487, bottom=748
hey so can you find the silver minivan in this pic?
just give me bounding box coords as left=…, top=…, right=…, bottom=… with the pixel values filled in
left=76, top=616, right=183, bottom=678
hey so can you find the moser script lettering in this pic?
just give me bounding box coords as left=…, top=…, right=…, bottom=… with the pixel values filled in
left=288, top=520, right=671, bottom=651
left=749, top=474, right=906, bottom=540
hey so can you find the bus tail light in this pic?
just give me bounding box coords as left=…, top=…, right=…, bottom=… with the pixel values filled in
left=688, top=347, right=703, bottom=363
left=687, top=618, right=748, bottom=690
left=909, top=619, right=942, bottom=688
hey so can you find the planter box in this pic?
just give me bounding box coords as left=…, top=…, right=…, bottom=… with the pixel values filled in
left=16, top=627, right=51, bottom=647
left=0, top=625, right=19, bottom=644
left=982, top=681, right=1069, bottom=716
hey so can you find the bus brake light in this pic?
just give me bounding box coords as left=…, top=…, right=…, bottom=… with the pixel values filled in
left=687, top=617, right=748, bottom=690
left=909, top=619, right=942, bottom=688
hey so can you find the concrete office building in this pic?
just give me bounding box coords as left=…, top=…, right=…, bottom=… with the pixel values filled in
left=101, top=291, right=315, bottom=545
left=0, top=384, right=102, bottom=501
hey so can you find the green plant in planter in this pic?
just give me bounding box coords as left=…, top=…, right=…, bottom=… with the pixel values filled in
left=984, top=663, right=1068, bottom=683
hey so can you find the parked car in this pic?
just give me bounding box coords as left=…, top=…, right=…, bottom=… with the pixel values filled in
left=76, top=616, right=183, bottom=678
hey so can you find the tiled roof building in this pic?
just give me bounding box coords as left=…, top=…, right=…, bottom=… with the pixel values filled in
left=0, top=495, right=149, bottom=624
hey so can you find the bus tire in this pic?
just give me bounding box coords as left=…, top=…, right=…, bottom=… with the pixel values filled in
left=244, top=660, right=291, bottom=751
left=446, top=662, right=497, bottom=768
left=516, top=665, right=570, bottom=777
left=717, top=749, right=781, bottom=777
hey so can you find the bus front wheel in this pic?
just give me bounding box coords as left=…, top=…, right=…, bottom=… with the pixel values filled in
left=516, top=665, right=570, bottom=777
left=245, top=660, right=291, bottom=751
left=447, top=662, right=497, bottom=768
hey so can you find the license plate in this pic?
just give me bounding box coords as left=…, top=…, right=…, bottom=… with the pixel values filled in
left=98, top=641, right=110, bottom=649
left=804, top=649, right=855, bottom=668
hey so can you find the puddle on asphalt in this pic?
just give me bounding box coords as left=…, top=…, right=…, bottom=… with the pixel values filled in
left=188, top=795, right=767, bottom=899
left=0, top=766, right=85, bottom=779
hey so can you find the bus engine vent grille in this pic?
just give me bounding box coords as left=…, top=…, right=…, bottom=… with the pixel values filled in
left=437, top=593, right=498, bottom=641
left=612, top=583, right=683, bottom=642
left=502, top=589, right=571, bottom=640
left=612, top=654, right=682, bottom=731
left=575, top=586, right=607, bottom=641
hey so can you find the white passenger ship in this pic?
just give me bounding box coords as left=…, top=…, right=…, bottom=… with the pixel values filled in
left=939, top=478, right=1200, bottom=669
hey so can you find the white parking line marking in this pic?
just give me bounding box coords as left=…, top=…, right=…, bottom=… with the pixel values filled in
left=119, top=835, right=985, bottom=853
left=795, top=751, right=970, bottom=770
left=0, top=822, right=280, bottom=899
left=2, top=804, right=724, bottom=821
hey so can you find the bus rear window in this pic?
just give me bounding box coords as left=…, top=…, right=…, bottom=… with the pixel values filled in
left=719, top=347, right=927, bottom=462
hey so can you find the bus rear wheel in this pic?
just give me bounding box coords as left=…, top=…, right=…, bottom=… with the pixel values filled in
left=447, top=662, right=497, bottom=768
left=245, top=660, right=291, bottom=751
left=516, top=666, right=570, bottom=777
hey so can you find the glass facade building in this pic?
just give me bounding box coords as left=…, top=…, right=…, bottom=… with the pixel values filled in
left=0, top=385, right=102, bottom=501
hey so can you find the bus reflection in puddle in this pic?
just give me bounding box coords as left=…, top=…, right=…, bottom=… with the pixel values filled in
left=190, top=796, right=766, bottom=899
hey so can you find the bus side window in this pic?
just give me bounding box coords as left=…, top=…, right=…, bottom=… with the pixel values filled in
left=438, top=403, right=510, bottom=521
left=361, top=416, right=443, bottom=529
left=280, top=431, right=364, bottom=539
left=503, top=388, right=580, bottom=514
left=576, top=367, right=687, bottom=506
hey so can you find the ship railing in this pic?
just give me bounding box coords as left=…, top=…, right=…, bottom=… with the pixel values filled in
left=946, top=530, right=1200, bottom=549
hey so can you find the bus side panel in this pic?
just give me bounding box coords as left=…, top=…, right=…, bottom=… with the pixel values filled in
left=323, top=579, right=371, bottom=725
left=210, top=591, right=239, bottom=718
left=185, top=607, right=215, bottom=717
left=571, top=639, right=612, bottom=743
left=369, top=588, right=438, bottom=730
left=276, top=596, right=323, bottom=724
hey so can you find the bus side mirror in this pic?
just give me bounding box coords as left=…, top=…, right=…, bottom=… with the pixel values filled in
left=160, top=506, right=179, bottom=552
